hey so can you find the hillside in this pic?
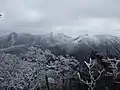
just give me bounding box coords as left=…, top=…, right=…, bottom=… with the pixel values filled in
left=0, top=32, right=120, bottom=61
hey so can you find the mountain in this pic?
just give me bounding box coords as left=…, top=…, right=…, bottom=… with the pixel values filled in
left=0, top=32, right=71, bottom=48
left=0, top=45, right=30, bottom=55
left=0, top=32, right=72, bottom=55
left=0, top=32, right=120, bottom=61
left=70, top=34, right=120, bottom=61
left=73, top=34, right=100, bottom=45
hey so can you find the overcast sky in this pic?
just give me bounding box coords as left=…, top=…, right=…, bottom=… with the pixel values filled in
left=0, top=0, right=120, bottom=37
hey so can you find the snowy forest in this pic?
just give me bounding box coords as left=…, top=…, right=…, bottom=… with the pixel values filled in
left=0, top=44, right=120, bottom=90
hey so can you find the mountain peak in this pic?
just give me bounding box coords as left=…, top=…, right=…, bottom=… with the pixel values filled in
left=73, top=34, right=100, bottom=45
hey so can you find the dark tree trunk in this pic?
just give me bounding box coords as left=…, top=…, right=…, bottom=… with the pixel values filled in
left=26, top=81, right=30, bottom=90
left=62, top=79, right=65, bottom=90
left=69, top=79, right=72, bottom=90
left=45, top=75, right=50, bottom=90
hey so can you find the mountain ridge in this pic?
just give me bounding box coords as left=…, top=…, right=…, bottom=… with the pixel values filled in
left=0, top=32, right=120, bottom=60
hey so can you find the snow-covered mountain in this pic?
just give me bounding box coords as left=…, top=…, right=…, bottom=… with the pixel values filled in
left=0, top=32, right=71, bottom=48
left=0, top=32, right=120, bottom=59
left=73, top=34, right=100, bottom=44
left=72, top=34, right=120, bottom=45
left=70, top=34, right=120, bottom=60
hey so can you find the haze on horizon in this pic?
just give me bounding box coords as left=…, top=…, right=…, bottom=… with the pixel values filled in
left=0, top=0, right=120, bottom=37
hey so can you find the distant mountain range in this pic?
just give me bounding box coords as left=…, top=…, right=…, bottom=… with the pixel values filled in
left=0, top=32, right=120, bottom=61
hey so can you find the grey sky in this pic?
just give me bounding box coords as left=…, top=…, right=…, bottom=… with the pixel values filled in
left=0, top=0, right=120, bottom=37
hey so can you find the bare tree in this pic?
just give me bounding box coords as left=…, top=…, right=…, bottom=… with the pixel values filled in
left=77, top=58, right=105, bottom=90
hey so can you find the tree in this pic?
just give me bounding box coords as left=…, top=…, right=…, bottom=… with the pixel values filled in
left=0, top=54, right=25, bottom=90
left=77, top=58, right=105, bottom=90
left=46, top=55, right=79, bottom=90
left=77, top=56, right=120, bottom=90
left=0, top=46, right=79, bottom=90
left=21, top=46, right=79, bottom=90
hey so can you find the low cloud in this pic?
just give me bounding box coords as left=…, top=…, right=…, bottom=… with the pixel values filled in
left=0, top=0, right=120, bottom=37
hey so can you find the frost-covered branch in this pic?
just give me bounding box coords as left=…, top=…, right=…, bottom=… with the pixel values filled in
left=78, top=58, right=105, bottom=90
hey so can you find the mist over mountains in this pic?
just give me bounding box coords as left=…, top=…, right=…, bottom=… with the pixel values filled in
left=0, top=32, right=120, bottom=62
